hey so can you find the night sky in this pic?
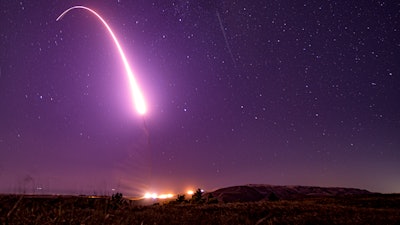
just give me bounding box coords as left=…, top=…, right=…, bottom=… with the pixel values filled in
left=1, top=1, right=399, bottom=195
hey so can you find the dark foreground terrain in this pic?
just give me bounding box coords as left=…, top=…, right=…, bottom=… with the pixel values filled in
left=1, top=194, right=400, bottom=224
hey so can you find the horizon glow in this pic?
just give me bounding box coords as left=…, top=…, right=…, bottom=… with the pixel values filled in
left=57, top=6, right=147, bottom=115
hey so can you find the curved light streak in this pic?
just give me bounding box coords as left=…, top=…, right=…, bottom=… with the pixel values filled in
left=57, top=6, right=147, bottom=115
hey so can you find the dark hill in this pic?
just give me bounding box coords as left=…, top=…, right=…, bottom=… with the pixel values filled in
left=205, top=184, right=373, bottom=203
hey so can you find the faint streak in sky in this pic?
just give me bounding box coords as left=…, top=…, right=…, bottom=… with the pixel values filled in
left=216, top=10, right=236, bottom=67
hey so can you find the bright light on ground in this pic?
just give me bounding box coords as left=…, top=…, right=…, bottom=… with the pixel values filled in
left=142, top=188, right=205, bottom=199
left=158, top=194, right=174, bottom=199
left=143, top=192, right=174, bottom=199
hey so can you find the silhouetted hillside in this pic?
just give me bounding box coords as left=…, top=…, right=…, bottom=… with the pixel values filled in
left=206, top=184, right=373, bottom=203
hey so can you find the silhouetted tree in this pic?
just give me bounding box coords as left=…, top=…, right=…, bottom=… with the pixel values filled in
left=191, top=188, right=204, bottom=203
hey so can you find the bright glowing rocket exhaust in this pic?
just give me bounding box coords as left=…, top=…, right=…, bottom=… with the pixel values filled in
left=57, top=6, right=147, bottom=115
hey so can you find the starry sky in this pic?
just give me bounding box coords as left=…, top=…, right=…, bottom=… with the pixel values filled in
left=1, top=0, right=399, bottom=195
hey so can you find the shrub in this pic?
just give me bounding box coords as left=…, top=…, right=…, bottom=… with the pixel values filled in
left=207, top=194, right=219, bottom=204
left=176, top=194, right=186, bottom=203
left=110, top=192, right=124, bottom=209
left=268, top=192, right=279, bottom=201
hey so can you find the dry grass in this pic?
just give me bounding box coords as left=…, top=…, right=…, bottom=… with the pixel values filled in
left=1, top=194, right=399, bottom=224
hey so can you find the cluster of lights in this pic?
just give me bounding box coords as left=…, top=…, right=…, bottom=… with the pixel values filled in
left=143, top=193, right=174, bottom=199
left=143, top=189, right=202, bottom=199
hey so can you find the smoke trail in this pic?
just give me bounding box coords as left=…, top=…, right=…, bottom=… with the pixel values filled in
left=216, top=10, right=236, bottom=67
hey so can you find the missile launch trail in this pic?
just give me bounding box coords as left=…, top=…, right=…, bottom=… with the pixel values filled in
left=57, top=6, right=147, bottom=115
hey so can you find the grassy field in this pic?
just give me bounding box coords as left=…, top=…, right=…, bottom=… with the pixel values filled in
left=1, top=194, right=399, bottom=224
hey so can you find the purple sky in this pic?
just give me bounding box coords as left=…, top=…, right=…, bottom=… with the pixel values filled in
left=1, top=1, right=399, bottom=195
